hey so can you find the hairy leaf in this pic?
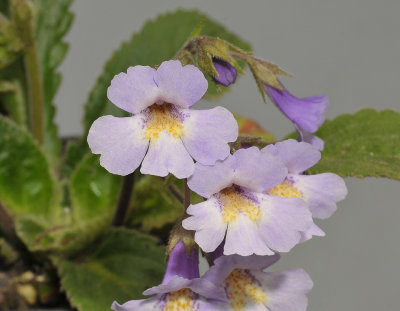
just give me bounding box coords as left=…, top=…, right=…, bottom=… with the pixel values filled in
left=34, top=0, right=74, bottom=164
left=53, top=229, right=165, bottom=311
left=16, top=154, right=122, bottom=256
left=128, top=176, right=201, bottom=232
left=310, top=109, right=400, bottom=179
left=0, top=117, right=58, bottom=218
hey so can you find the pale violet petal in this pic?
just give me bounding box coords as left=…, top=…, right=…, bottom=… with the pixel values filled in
left=154, top=60, right=208, bottom=108
left=140, top=132, right=194, bottom=178
left=299, top=223, right=325, bottom=243
left=181, top=107, right=238, bottom=165
left=258, top=195, right=313, bottom=252
left=107, top=66, right=159, bottom=114
left=183, top=198, right=227, bottom=252
left=187, top=156, right=235, bottom=198
left=111, top=297, right=158, bottom=311
left=233, top=147, right=287, bottom=192
left=143, top=276, right=191, bottom=296
left=262, top=139, right=321, bottom=174
left=254, top=269, right=313, bottom=311
left=204, top=254, right=280, bottom=286
left=87, top=115, right=149, bottom=176
left=291, top=173, right=347, bottom=219
left=224, top=214, right=275, bottom=256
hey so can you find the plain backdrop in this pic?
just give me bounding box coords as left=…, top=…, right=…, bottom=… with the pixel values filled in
left=55, top=1, right=400, bottom=310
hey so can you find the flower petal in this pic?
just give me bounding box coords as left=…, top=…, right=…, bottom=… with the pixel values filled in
left=299, top=223, right=325, bottom=243
left=258, top=195, right=313, bottom=252
left=143, top=276, right=192, bottom=296
left=204, top=254, right=281, bottom=286
left=295, top=125, right=325, bottom=151
left=87, top=115, right=149, bottom=176
left=233, top=147, right=287, bottom=192
left=291, top=173, right=347, bottom=219
left=188, top=156, right=235, bottom=198
left=265, top=83, right=329, bottom=133
left=181, top=107, right=238, bottom=165
left=212, top=58, right=237, bottom=86
left=111, top=297, right=157, bottom=311
left=107, top=66, right=159, bottom=114
left=183, top=198, right=227, bottom=252
left=224, top=214, right=275, bottom=256
left=154, top=60, right=208, bottom=108
left=140, top=132, right=194, bottom=178
left=254, top=269, right=313, bottom=311
left=262, top=139, right=321, bottom=174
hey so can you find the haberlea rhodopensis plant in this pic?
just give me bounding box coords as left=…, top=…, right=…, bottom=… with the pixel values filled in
left=0, top=3, right=400, bottom=311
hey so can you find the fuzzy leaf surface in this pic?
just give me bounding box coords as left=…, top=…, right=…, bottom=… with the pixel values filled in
left=34, top=0, right=74, bottom=164
left=309, top=109, right=400, bottom=179
left=53, top=229, right=165, bottom=311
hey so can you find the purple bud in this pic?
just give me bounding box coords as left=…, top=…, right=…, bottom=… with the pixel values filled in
left=162, top=240, right=199, bottom=284
left=212, top=58, right=237, bottom=86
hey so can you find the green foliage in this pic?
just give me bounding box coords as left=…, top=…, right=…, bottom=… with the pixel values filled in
left=53, top=229, right=166, bottom=311
left=128, top=176, right=201, bottom=232
left=0, top=117, right=58, bottom=218
left=64, top=9, right=251, bottom=174
left=69, top=154, right=121, bottom=222
left=34, top=0, right=74, bottom=164
left=309, top=109, right=400, bottom=179
left=16, top=153, right=122, bottom=256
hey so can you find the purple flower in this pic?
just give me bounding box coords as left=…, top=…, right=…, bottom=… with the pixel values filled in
left=212, top=58, right=237, bottom=86
left=264, top=82, right=329, bottom=150
left=203, top=254, right=313, bottom=311
left=182, top=147, right=313, bottom=256
left=87, top=60, right=238, bottom=178
left=263, top=139, right=348, bottom=241
left=111, top=240, right=228, bottom=311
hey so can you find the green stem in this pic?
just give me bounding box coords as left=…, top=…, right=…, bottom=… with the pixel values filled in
left=24, top=31, right=44, bottom=145
left=184, top=179, right=190, bottom=209
left=112, top=172, right=136, bottom=227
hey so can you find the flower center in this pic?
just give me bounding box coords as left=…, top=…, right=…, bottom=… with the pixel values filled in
left=145, top=103, right=184, bottom=140
left=163, top=288, right=195, bottom=311
left=218, top=187, right=260, bottom=223
left=268, top=179, right=302, bottom=198
left=225, top=269, right=266, bottom=310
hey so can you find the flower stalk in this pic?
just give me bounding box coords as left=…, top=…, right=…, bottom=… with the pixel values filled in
left=112, top=172, right=136, bottom=227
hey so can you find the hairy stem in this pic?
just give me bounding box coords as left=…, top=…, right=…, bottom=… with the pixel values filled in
left=168, top=184, right=184, bottom=204
left=184, top=179, right=190, bottom=209
left=24, top=25, right=44, bottom=145
left=112, top=172, right=136, bottom=227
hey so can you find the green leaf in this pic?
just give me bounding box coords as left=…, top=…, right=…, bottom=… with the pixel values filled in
left=16, top=154, right=122, bottom=256
left=53, top=228, right=166, bottom=311
left=0, top=117, right=59, bottom=218
left=309, top=109, right=400, bottom=179
left=69, top=153, right=122, bottom=222
left=34, top=0, right=74, bottom=164
left=128, top=176, right=201, bottom=232
left=65, top=9, right=251, bottom=173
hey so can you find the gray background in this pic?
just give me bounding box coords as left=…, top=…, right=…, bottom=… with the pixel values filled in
left=56, top=1, right=400, bottom=310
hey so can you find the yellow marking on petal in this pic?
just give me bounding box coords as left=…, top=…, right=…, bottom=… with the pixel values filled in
left=145, top=104, right=184, bottom=140
left=163, top=288, right=195, bottom=311
left=219, top=187, right=260, bottom=223
left=268, top=180, right=302, bottom=198
left=225, top=269, right=266, bottom=310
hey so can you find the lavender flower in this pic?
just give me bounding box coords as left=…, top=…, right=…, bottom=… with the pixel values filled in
left=203, top=254, right=313, bottom=311
left=111, top=240, right=228, bottom=311
left=182, top=147, right=313, bottom=256
left=212, top=58, right=237, bottom=86
left=87, top=60, right=238, bottom=178
left=263, top=139, right=347, bottom=241
left=264, top=82, right=329, bottom=149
